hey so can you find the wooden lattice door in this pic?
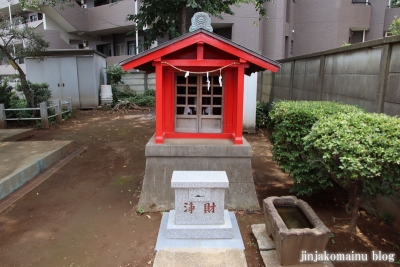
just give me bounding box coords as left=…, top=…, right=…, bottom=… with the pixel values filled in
left=175, top=74, right=223, bottom=133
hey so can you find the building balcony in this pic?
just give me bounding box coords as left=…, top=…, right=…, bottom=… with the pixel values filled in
left=346, top=0, right=372, bottom=31
left=384, top=6, right=400, bottom=32
left=37, top=0, right=136, bottom=36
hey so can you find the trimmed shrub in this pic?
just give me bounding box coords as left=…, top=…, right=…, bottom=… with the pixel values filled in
left=269, top=101, right=364, bottom=195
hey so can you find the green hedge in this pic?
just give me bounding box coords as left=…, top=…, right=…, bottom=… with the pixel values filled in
left=269, top=101, right=364, bottom=195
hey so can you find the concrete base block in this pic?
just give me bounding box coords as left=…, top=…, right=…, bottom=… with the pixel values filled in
left=167, top=210, right=233, bottom=239
left=155, top=212, right=244, bottom=251
left=138, top=135, right=260, bottom=211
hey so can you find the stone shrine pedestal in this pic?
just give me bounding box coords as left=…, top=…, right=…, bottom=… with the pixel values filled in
left=155, top=171, right=244, bottom=251
left=138, top=135, right=260, bottom=212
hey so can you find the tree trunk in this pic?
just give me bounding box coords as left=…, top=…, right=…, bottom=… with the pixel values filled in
left=18, top=70, right=35, bottom=109
left=347, top=180, right=363, bottom=234
left=180, top=2, right=188, bottom=35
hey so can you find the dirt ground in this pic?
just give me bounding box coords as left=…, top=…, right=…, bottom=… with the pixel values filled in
left=0, top=109, right=399, bottom=267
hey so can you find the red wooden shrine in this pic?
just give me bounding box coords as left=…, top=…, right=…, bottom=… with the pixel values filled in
left=120, top=29, right=280, bottom=145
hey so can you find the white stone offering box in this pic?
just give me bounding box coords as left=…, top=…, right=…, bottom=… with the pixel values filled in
left=172, top=171, right=228, bottom=225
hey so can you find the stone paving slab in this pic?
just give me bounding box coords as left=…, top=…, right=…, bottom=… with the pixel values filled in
left=153, top=248, right=247, bottom=267
left=251, top=224, right=334, bottom=267
left=0, top=129, right=33, bottom=142
left=0, top=140, right=73, bottom=200
left=0, top=147, right=85, bottom=214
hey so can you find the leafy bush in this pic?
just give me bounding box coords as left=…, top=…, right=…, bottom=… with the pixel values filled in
left=106, top=65, right=128, bottom=86
left=256, top=101, right=269, bottom=128
left=390, top=16, right=400, bottom=35
left=269, top=101, right=364, bottom=195
left=15, top=81, right=51, bottom=106
left=0, top=78, right=13, bottom=108
left=127, top=89, right=155, bottom=107
left=6, top=95, right=32, bottom=120
left=304, top=111, right=400, bottom=232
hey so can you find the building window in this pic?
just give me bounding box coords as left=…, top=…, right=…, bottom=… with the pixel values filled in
left=97, top=44, right=112, bottom=56
left=290, top=40, right=294, bottom=54
left=284, top=36, right=289, bottom=58
left=94, top=0, right=109, bottom=7
left=128, top=41, right=136, bottom=55
left=115, top=44, right=125, bottom=56
left=286, top=0, right=291, bottom=23
left=29, top=14, right=38, bottom=22
left=127, top=40, right=144, bottom=55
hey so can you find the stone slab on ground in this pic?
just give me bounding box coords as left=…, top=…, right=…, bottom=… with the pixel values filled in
left=261, top=251, right=334, bottom=267
left=153, top=248, right=247, bottom=267
left=251, top=224, right=275, bottom=250
left=0, top=129, right=33, bottom=142
left=251, top=224, right=334, bottom=267
left=155, top=212, right=244, bottom=251
left=0, top=140, right=73, bottom=200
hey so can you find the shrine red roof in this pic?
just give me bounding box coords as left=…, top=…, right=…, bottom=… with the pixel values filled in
left=119, top=29, right=281, bottom=75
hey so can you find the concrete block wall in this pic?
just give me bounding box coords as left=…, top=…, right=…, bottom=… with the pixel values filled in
left=322, top=48, right=380, bottom=111
left=256, top=71, right=273, bottom=103
left=267, top=35, right=400, bottom=115
left=116, top=72, right=156, bottom=93
left=384, top=43, right=400, bottom=115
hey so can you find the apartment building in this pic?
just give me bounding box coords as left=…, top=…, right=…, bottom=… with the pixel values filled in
left=262, top=0, right=400, bottom=59
left=0, top=0, right=399, bottom=73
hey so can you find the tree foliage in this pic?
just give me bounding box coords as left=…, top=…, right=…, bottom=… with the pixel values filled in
left=391, top=0, right=400, bottom=8
left=0, top=78, right=13, bottom=109
left=0, top=19, right=49, bottom=108
left=269, top=101, right=400, bottom=233
left=390, top=16, right=400, bottom=35
left=127, top=0, right=274, bottom=47
left=304, top=112, right=400, bottom=233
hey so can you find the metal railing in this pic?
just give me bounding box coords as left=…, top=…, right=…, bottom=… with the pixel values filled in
left=0, top=97, right=72, bottom=129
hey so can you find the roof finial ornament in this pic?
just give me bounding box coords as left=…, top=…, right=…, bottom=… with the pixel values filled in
left=189, top=12, right=213, bottom=32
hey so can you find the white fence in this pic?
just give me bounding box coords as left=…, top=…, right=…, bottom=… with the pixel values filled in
left=0, top=97, right=72, bottom=129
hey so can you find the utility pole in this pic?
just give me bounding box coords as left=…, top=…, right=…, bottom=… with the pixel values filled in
left=135, top=0, right=139, bottom=55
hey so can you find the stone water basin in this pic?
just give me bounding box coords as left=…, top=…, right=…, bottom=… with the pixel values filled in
left=263, top=196, right=331, bottom=266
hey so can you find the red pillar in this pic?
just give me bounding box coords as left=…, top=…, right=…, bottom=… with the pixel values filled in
left=234, top=66, right=245, bottom=145
left=154, top=60, right=164, bottom=144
